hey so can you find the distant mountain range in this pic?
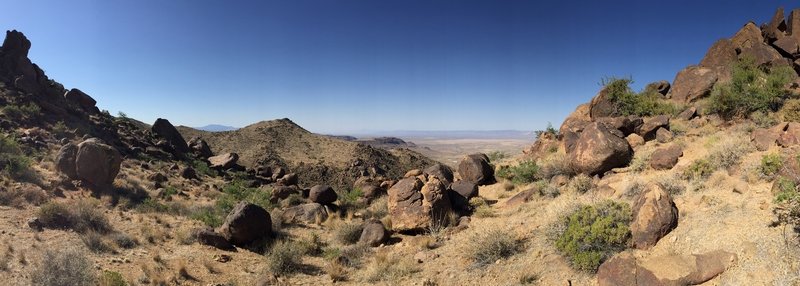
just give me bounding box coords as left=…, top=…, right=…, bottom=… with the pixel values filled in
left=195, top=124, right=238, bottom=132
left=342, top=130, right=535, bottom=140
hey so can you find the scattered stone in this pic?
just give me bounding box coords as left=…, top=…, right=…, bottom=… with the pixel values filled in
left=217, top=202, right=272, bottom=247
left=358, top=220, right=389, bottom=247
left=279, top=173, right=298, bottom=186
left=650, top=145, right=683, bottom=170
left=187, top=137, right=213, bottom=158
left=209, top=153, right=239, bottom=169
left=655, top=127, right=673, bottom=143
left=676, top=106, right=697, bottom=121
left=309, top=185, right=337, bottom=205
left=457, top=153, right=495, bottom=185
left=630, top=184, right=678, bottom=249
left=598, top=250, right=737, bottom=286
left=64, top=88, right=96, bottom=111
left=180, top=167, right=197, bottom=180
left=148, top=172, right=168, bottom=183
left=271, top=185, right=301, bottom=203
left=27, top=217, right=43, bottom=231
left=778, top=122, right=800, bottom=147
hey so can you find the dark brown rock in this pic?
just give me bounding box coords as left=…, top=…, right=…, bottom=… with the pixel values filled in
left=597, top=252, right=660, bottom=286
left=187, top=137, right=213, bottom=158
left=637, top=115, right=670, bottom=141
left=669, top=66, right=718, bottom=103
left=676, top=107, right=697, bottom=121
left=148, top=172, right=168, bottom=183
left=598, top=250, right=737, bottom=286
left=55, top=143, right=78, bottom=179
left=790, top=9, right=800, bottom=41
left=569, top=122, right=633, bottom=175
left=778, top=122, right=800, bottom=147
left=64, top=88, right=96, bottom=111
left=448, top=180, right=478, bottom=211
left=457, top=153, right=495, bottom=185
left=281, top=203, right=327, bottom=224
left=75, top=138, right=122, bottom=187
left=625, top=134, right=644, bottom=148
left=700, top=39, right=737, bottom=69
left=732, top=22, right=764, bottom=51
left=217, top=202, right=272, bottom=247
left=644, top=80, right=671, bottom=96
left=309, top=185, right=337, bottom=205
left=597, top=116, right=643, bottom=136
left=271, top=185, right=301, bottom=203
left=589, top=86, right=616, bottom=119
left=358, top=220, right=389, bottom=247
left=279, top=173, right=298, bottom=186
left=764, top=7, right=787, bottom=42
left=650, top=145, right=683, bottom=170
left=630, top=184, right=678, bottom=249
left=180, top=167, right=197, bottom=179
left=151, top=118, right=189, bottom=153
left=655, top=128, right=673, bottom=143
left=193, top=228, right=235, bottom=250
left=404, top=169, right=422, bottom=177
left=773, top=36, right=800, bottom=56
left=740, top=42, right=786, bottom=67
left=752, top=123, right=785, bottom=151
left=423, top=163, right=454, bottom=186
left=209, top=153, right=239, bottom=169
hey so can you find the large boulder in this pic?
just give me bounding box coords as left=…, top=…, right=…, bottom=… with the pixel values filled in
left=732, top=22, right=764, bottom=51
left=739, top=42, right=786, bottom=67
left=75, top=138, right=122, bottom=187
left=637, top=115, right=670, bottom=141
left=568, top=122, right=633, bottom=176
left=448, top=180, right=479, bottom=211
left=643, top=80, right=671, bottom=96
left=669, top=66, right=718, bottom=103
left=764, top=7, right=787, bottom=42
left=778, top=122, right=800, bottom=147
left=280, top=203, right=328, bottom=224
left=773, top=36, right=800, bottom=56
left=630, top=184, right=678, bottom=249
left=423, top=163, right=454, bottom=186
left=309, top=185, right=337, bottom=205
left=63, top=88, right=97, bottom=111
left=457, top=153, right=495, bottom=186
left=187, top=137, right=213, bottom=158
left=589, top=85, right=617, bottom=120
left=387, top=177, right=452, bottom=231
left=55, top=143, right=78, bottom=179
left=700, top=39, right=737, bottom=69
left=358, top=220, right=389, bottom=247
left=650, top=145, right=683, bottom=170
left=751, top=122, right=786, bottom=151
left=789, top=9, right=800, bottom=42
left=217, top=202, right=272, bottom=247
left=151, top=118, right=189, bottom=154
left=209, top=153, right=239, bottom=169
left=559, top=103, right=591, bottom=136
left=598, top=250, right=737, bottom=286
left=597, top=116, right=643, bottom=136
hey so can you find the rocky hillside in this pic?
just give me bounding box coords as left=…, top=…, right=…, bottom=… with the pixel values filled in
left=177, top=120, right=434, bottom=190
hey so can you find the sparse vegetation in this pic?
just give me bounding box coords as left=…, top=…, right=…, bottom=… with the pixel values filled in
left=535, top=122, right=559, bottom=139
left=683, top=159, right=714, bottom=181
left=467, top=228, right=522, bottom=267
left=487, top=151, right=508, bottom=162
left=760, top=153, right=783, bottom=179
left=709, top=57, right=794, bottom=119
left=2, top=102, right=41, bottom=121
left=82, top=231, right=115, bottom=253
left=554, top=200, right=631, bottom=272
left=38, top=199, right=112, bottom=234
left=363, top=252, right=419, bottom=282
left=31, top=248, right=95, bottom=286
left=496, top=160, right=539, bottom=184
left=567, top=173, right=593, bottom=194
left=265, top=240, right=303, bottom=276
left=99, top=270, right=128, bottom=286
left=0, top=134, right=33, bottom=180
left=538, top=153, right=574, bottom=180
left=602, top=77, right=677, bottom=117
left=334, top=222, right=364, bottom=245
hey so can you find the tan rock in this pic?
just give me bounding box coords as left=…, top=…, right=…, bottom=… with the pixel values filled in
left=630, top=184, right=678, bottom=249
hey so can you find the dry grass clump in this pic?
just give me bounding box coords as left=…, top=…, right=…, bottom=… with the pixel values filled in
left=566, top=173, right=593, bottom=194
left=362, top=251, right=419, bottom=282
left=265, top=240, right=303, bottom=276
left=333, top=222, right=364, bottom=245
left=466, top=228, right=523, bottom=267
left=655, top=174, right=686, bottom=196
left=110, top=232, right=138, bottom=249
left=31, top=248, right=95, bottom=286
left=82, top=231, right=115, bottom=253
left=629, top=147, right=654, bottom=173
left=538, top=152, right=574, bottom=180
left=38, top=199, right=112, bottom=234
left=706, top=136, right=753, bottom=171
left=469, top=197, right=495, bottom=218
left=363, top=196, right=388, bottom=219
left=98, top=270, right=127, bottom=286
left=0, top=185, right=48, bottom=208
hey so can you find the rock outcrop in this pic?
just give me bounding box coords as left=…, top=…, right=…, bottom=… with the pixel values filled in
left=630, top=184, right=679, bottom=249
left=568, top=122, right=633, bottom=175
left=598, top=250, right=737, bottom=286
left=152, top=118, right=190, bottom=154
left=387, top=176, right=452, bottom=231
left=457, top=153, right=495, bottom=186
left=217, top=202, right=272, bottom=247
left=209, top=153, right=239, bottom=169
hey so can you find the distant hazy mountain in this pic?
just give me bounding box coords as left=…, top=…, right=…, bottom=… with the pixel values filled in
left=195, top=124, right=238, bottom=132
left=347, top=130, right=535, bottom=140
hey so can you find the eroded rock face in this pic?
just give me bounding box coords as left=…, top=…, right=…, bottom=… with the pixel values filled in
left=700, top=39, right=737, bottom=69
left=598, top=250, right=737, bottom=286
left=568, top=122, right=633, bottom=176
left=630, top=184, right=678, bottom=249
left=217, top=202, right=272, bottom=247
left=75, top=138, right=122, bottom=187
left=64, top=88, right=96, bottom=112
left=764, top=7, right=787, bottom=42
left=423, top=163, right=454, bottom=186
left=188, top=137, right=213, bottom=158
left=457, top=153, right=495, bottom=186
left=589, top=86, right=617, bottom=120
left=448, top=180, right=478, bottom=211
left=387, top=177, right=452, bottom=231
left=55, top=143, right=78, bottom=179
left=152, top=118, right=189, bottom=153
left=209, top=153, right=239, bottom=169
left=669, top=66, right=718, bottom=103
left=644, top=80, right=671, bottom=96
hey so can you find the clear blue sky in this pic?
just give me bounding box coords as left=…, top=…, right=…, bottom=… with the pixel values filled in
left=1, top=1, right=795, bottom=133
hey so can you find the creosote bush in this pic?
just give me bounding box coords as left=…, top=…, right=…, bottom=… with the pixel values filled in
left=603, top=77, right=677, bottom=117
left=0, top=134, right=33, bottom=180
left=709, top=57, right=794, bottom=119
left=334, top=222, right=364, bottom=245
left=38, top=200, right=112, bottom=234
left=265, top=240, right=303, bottom=276
left=467, top=228, right=522, bottom=267
left=760, top=153, right=783, bottom=179
left=554, top=200, right=631, bottom=272
left=496, top=160, right=539, bottom=185
left=31, top=248, right=95, bottom=286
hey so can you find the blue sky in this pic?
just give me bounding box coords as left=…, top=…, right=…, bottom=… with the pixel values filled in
left=1, top=1, right=795, bottom=133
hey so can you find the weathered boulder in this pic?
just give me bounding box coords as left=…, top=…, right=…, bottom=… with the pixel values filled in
left=55, top=143, right=78, bottom=179
left=700, top=39, right=737, bottom=69
left=740, top=42, right=786, bottom=67
left=589, top=86, right=616, bottom=119
left=271, top=185, right=301, bottom=203
left=147, top=172, right=168, bottom=183
left=778, top=122, right=800, bottom=147
left=64, top=88, right=96, bottom=111
left=637, top=115, right=670, bottom=141
left=630, top=184, right=678, bottom=249
left=559, top=103, right=591, bottom=136
left=404, top=169, right=422, bottom=177
left=597, top=116, right=643, bottom=136
left=650, top=145, right=683, bottom=170
left=669, top=66, right=718, bottom=103
left=281, top=203, right=327, bottom=224
left=569, top=122, right=633, bottom=176
left=193, top=228, right=234, bottom=250
left=448, top=180, right=478, bottom=211
left=423, top=163, right=454, bottom=186
left=75, top=138, right=122, bottom=187
left=387, top=177, right=452, bottom=231
left=457, top=153, right=495, bottom=186
left=151, top=118, right=189, bottom=153
left=764, top=7, right=787, bottom=42
left=217, top=202, right=272, bottom=247
left=790, top=9, right=800, bottom=41
left=358, top=220, right=389, bottom=247
left=644, top=80, right=671, bottom=96
left=732, top=22, right=764, bottom=51
left=625, top=134, right=644, bottom=148
left=279, top=173, right=298, bottom=186
left=773, top=36, right=800, bottom=55
left=309, top=185, right=337, bottom=205
left=209, top=153, right=239, bottom=169
left=752, top=122, right=786, bottom=151
left=598, top=250, right=738, bottom=286
left=187, top=137, right=213, bottom=158
left=655, top=128, right=673, bottom=143
left=676, top=106, right=697, bottom=121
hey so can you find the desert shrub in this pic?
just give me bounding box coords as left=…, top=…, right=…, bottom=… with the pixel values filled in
left=656, top=174, right=686, bottom=196
left=536, top=180, right=561, bottom=198
left=773, top=177, right=800, bottom=229
left=265, top=240, right=303, bottom=276
left=30, top=248, right=95, bottom=286
left=190, top=159, right=215, bottom=177
left=0, top=135, right=32, bottom=180
left=554, top=200, right=631, bottom=272
left=669, top=120, right=688, bottom=136
left=467, top=228, right=522, bottom=267
left=0, top=186, right=48, bottom=208
left=51, top=121, right=71, bottom=138
left=190, top=180, right=273, bottom=227
left=2, top=102, right=41, bottom=120
left=706, top=137, right=753, bottom=170
left=159, top=186, right=178, bottom=198
left=603, top=77, right=677, bottom=117
left=538, top=153, right=574, bottom=180
left=775, top=177, right=799, bottom=203
left=281, top=193, right=305, bottom=207
left=99, top=270, right=127, bottom=286
left=334, top=222, right=364, bottom=245
left=110, top=232, right=138, bottom=249
left=628, top=148, right=653, bottom=173
left=780, top=99, right=800, bottom=122
left=623, top=180, right=646, bottom=198
left=752, top=110, right=780, bottom=128
left=38, top=200, right=112, bottom=234
left=535, top=122, right=559, bottom=139
left=338, top=188, right=365, bottom=211
left=709, top=58, right=794, bottom=119
left=567, top=173, right=593, bottom=194
left=487, top=151, right=508, bottom=162
left=363, top=252, right=419, bottom=282
left=82, top=231, right=114, bottom=253
left=683, top=159, right=714, bottom=181
left=469, top=197, right=495, bottom=217
left=496, top=160, right=539, bottom=184
left=363, top=196, right=388, bottom=219
left=760, top=153, right=783, bottom=179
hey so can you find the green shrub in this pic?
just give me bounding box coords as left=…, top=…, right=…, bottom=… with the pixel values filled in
left=535, top=122, right=559, bottom=139
left=338, top=188, right=365, bottom=211
left=159, top=186, right=178, bottom=198
left=2, top=102, right=41, bottom=120
left=190, top=180, right=273, bottom=227
left=51, top=121, right=71, bottom=138
left=30, top=248, right=95, bottom=286
left=603, top=77, right=677, bottom=117
left=334, top=222, right=364, bottom=245
left=554, top=201, right=631, bottom=272
left=773, top=177, right=800, bottom=228
left=467, top=228, right=522, bottom=267
left=99, top=270, right=127, bottom=286
left=0, top=135, right=32, bottom=180
left=760, top=153, right=783, bottom=178
left=190, top=159, right=215, bottom=177
left=487, top=151, right=508, bottom=162
left=496, top=160, right=539, bottom=184
left=752, top=110, right=780, bottom=128
left=709, top=58, right=794, bottom=119
left=683, top=159, right=714, bottom=181
left=775, top=177, right=799, bottom=203
left=265, top=240, right=303, bottom=276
